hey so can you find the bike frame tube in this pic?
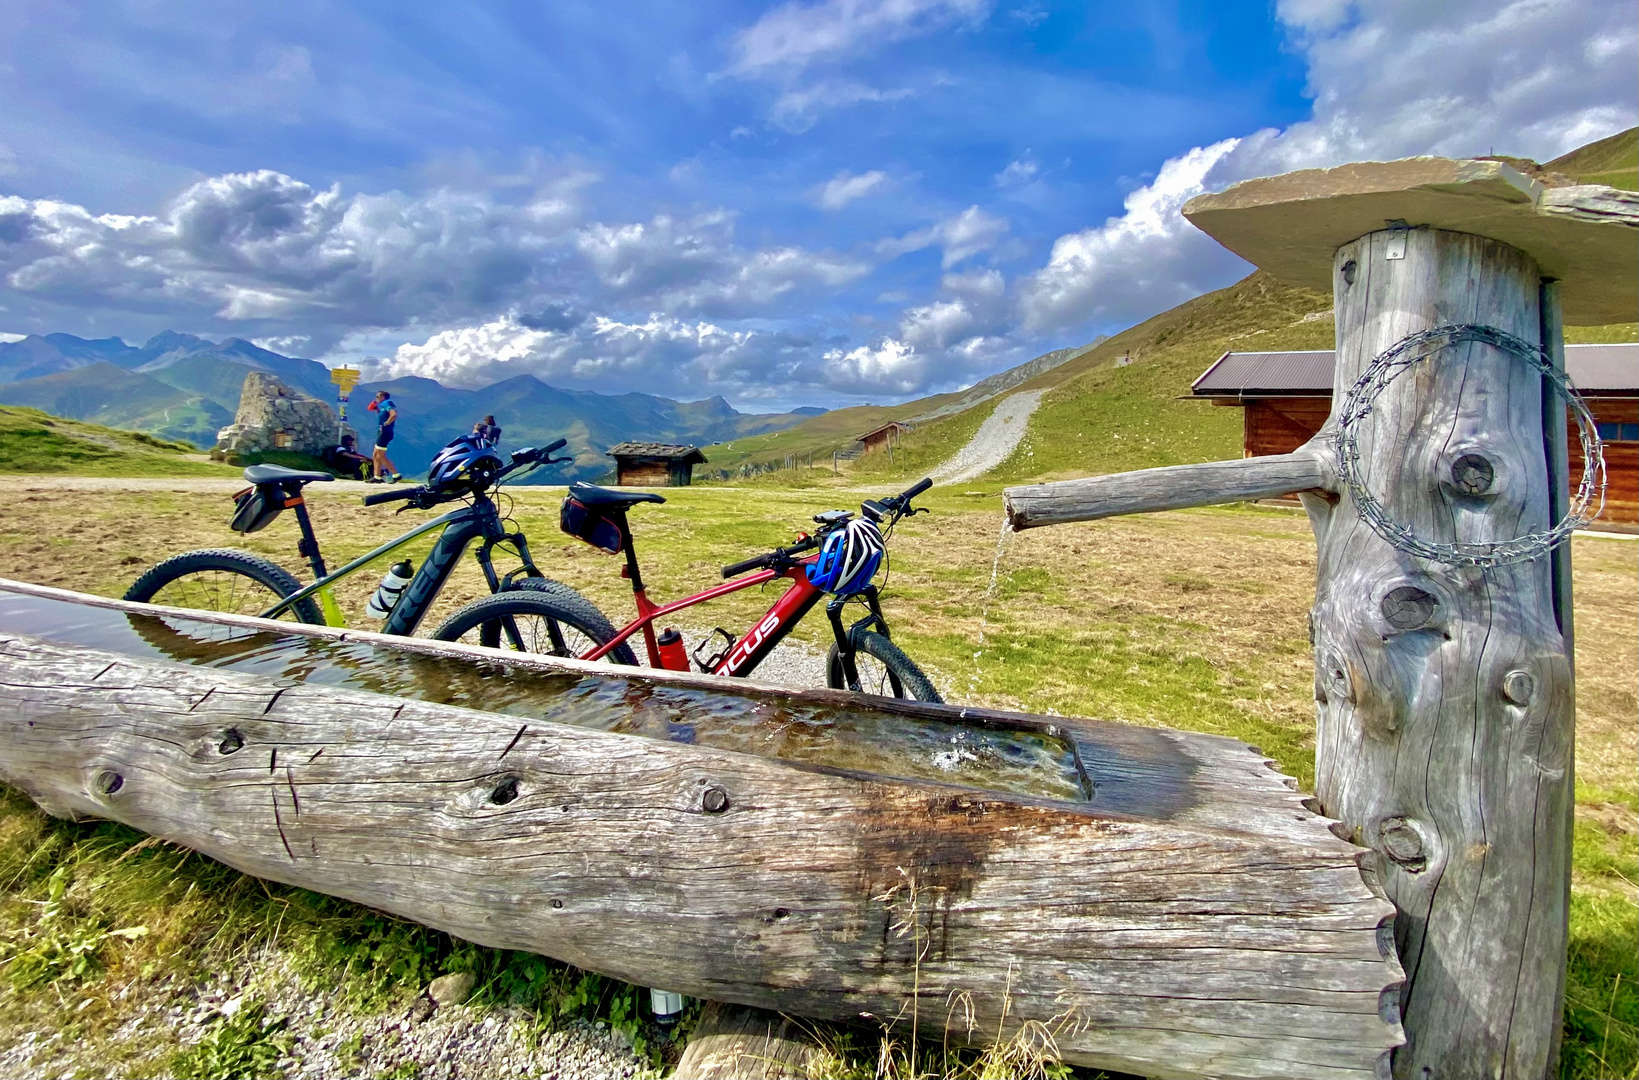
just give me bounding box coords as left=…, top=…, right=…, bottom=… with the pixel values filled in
left=581, top=563, right=825, bottom=679
left=584, top=567, right=780, bottom=663
left=258, top=505, right=470, bottom=619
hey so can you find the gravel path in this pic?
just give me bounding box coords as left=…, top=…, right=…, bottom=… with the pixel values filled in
left=0, top=951, right=642, bottom=1080
left=930, top=390, right=1045, bottom=485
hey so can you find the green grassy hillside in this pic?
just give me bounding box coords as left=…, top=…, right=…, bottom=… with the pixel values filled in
left=848, top=271, right=1332, bottom=485
left=699, top=395, right=958, bottom=475
left=1548, top=126, right=1638, bottom=190
left=0, top=406, right=235, bottom=477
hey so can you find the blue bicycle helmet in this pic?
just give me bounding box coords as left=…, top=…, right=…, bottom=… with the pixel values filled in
left=427, top=434, right=504, bottom=492
left=807, top=517, right=885, bottom=595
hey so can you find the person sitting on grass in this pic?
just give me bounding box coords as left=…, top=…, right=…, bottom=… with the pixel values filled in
left=366, top=390, right=403, bottom=483
left=321, top=434, right=374, bottom=481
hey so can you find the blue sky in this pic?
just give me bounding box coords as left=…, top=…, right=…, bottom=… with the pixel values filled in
left=0, top=0, right=1633, bottom=409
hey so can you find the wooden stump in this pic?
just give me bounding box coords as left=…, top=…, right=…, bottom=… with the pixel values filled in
left=672, top=1002, right=818, bottom=1079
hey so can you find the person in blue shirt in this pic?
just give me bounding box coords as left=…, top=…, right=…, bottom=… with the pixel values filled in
left=366, top=391, right=403, bottom=483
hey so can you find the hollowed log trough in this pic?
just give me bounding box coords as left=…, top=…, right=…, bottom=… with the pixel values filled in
left=0, top=578, right=1402, bottom=1079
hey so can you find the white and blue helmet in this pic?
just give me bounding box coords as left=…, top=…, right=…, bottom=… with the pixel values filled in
left=806, top=517, right=885, bottom=595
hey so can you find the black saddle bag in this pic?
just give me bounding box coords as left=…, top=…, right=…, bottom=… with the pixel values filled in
left=230, top=484, right=287, bottom=534
left=559, top=497, right=623, bottom=553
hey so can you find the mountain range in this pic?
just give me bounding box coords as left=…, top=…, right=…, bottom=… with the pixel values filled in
left=0, top=331, right=823, bottom=482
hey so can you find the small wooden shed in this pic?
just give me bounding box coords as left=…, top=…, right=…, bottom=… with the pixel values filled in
left=1191, top=342, right=1638, bottom=529
left=606, top=442, right=707, bottom=487
left=857, top=421, right=910, bottom=454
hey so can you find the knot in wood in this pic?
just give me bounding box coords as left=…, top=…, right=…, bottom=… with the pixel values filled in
left=490, top=777, right=521, bottom=806
left=702, top=787, right=731, bottom=814
left=1380, top=586, right=1438, bottom=631
left=218, top=729, right=244, bottom=755
left=94, top=769, right=124, bottom=795
left=1450, top=453, right=1495, bottom=495
left=1502, top=669, right=1535, bottom=705
left=1377, top=817, right=1427, bottom=870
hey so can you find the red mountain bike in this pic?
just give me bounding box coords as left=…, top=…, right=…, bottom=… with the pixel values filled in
left=433, top=478, right=942, bottom=701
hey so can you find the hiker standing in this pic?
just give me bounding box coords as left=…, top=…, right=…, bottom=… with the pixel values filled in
left=366, top=390, right=403, bottom=483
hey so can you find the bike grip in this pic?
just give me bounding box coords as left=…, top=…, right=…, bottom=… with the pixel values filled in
left=362, top=487, right=418, bottom=506
left=902, top=477, right=933, bottom=500
left=543, top=438, right=567, bottom=454
left=721, top=554, right=769, bottom=579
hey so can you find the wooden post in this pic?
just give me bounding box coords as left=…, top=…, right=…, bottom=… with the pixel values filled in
left=1314, top=226, right=1571, bottom=1078
left=1003, top=159, right=1637, bottom=1080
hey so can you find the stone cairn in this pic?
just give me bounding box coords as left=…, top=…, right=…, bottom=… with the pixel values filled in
left=211, top=372, right=350, bottom=463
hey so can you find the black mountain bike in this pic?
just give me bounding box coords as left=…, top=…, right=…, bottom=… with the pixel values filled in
left=124, top=439, right=641, bottom=662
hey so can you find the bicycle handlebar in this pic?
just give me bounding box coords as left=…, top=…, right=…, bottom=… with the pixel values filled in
left=721, top=535, right=820, bottom=579
left=362, top=486, right=426, bottom=506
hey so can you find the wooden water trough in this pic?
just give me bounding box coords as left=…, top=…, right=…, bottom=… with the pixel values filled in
left=0, top=577, right=1402, bottom=1079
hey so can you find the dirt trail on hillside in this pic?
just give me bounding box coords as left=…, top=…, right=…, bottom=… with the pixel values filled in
left=930, top=390, right=1044, bottom=485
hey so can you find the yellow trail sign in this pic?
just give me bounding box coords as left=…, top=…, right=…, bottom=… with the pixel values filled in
left=330, top=367, right=362, bottom=393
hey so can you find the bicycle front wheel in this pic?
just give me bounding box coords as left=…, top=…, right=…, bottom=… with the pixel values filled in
left=827, top=630, right=943, bottom=703
left=125, top=548, right=323, bottom=625
left=432, top=579, right=639, bottom=665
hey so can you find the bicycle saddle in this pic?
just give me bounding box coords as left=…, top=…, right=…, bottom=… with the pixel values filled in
left=568, top=481, right=665, bottom=508
left=242, top=464, right=336, bottom=486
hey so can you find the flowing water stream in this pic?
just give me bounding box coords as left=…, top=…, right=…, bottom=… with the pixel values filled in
left=0, top=590, right=1090, bottom=803
left=965, top=516, right=1014, bottom=702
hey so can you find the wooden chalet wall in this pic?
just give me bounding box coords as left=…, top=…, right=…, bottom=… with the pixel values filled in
left=613, top=457, right=696, bottom=486
left=1239, top=397, right=1331, bottom=457
left=1224, top=396, right=1637, bottom=528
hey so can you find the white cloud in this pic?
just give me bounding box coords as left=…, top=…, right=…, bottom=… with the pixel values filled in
left=994, top=158, right=1037, bottom=188
left=816, top=169, right=887, bottom=209
left=729, top=0, right=987, bottom=128
left=822, top=337, right=923, bottom=393
left=373, top=312, right=761, bottom=396
left=730, top=0, right=991, bottom=75
left=771, top=81, right=914, bottom=131
left=899, top=267, right=1006, bottom=352
left=1017, top=0, right=1637, bottom=334
left=0, top=168, right=871, bottom=351
left=1019, top=140, right=1244, bottom=331
left=879, top=205, right=1009, bottom=268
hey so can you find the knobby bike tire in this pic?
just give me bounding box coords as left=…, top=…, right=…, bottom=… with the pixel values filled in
left=826, top=630, right=943, bottom=703
left=124, top=548, right=324, bottom=624
left=431, top=579, right=640, bottom=665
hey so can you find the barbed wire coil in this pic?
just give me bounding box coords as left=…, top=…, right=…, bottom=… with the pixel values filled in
left=1334, top=323, right=1606, bottom=567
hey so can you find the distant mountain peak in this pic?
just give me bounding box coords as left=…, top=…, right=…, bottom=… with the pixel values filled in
left=142, top=330, right=208, bottom=352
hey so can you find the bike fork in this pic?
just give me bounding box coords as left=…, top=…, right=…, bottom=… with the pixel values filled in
left=826, top=586, right=889, bottom=693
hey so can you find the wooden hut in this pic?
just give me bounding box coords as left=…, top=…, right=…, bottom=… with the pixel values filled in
left=856, top=421, right=910, bottom=454
left=1190, top=342, right=1638, bottom=529
left=606, top=442, right=706, bottom=487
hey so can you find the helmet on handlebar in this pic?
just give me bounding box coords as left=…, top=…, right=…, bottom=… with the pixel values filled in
left=806, top=517, right=885, bottom=596
left=427, top=434, right=503, bottom=493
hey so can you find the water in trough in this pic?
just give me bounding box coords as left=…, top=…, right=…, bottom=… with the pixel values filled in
left=0, top=590, right=1091, bottom=803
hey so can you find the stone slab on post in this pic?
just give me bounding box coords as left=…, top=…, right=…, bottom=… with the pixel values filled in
left=1004, top=157, right=1636, bottom=1080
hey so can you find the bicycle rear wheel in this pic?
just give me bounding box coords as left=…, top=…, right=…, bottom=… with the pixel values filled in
left=826, top=630, right=942, bottom=703
left=125, top=549, right=323, bottom=624
left=432, top=579, right=639, bottom=665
